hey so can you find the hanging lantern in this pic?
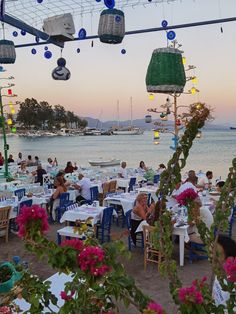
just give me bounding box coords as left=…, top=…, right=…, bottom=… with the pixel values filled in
left=176, top=119, right=181, bottom=126
left=0, top=40, right=16, bottom=64
left=148, top=93, right=155, bottom=101
left=52, top=58, right=71, bottom=80
left=182, top=56, right=186, bottom=65
left=196, top=131, right=202, bottom=138
left=145, top=115, right=152, bottom=123
left=190, top=87, right=197, bottom=95
left=7, top=119, right=12, bottom=125
left=160, top=112, right=166, bottom=118
left=98, top=9, right=125, bottom=44
left=11, top=127, right=17, bottom=133
left=146, top=47, right=186, bottom=94
left=154, top=130, right=160, bottom=140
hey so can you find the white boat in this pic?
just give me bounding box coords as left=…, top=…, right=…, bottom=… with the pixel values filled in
left=84, top=128, right=101, bottom=136
left=88, top=158, right=121, bottom=167
left=112, top=127, right=144, bottom=135
left=58, top=128, right=74, bottom=136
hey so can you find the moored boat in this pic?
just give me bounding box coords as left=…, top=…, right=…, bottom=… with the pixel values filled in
left=88, top=158, right=121, bottom=167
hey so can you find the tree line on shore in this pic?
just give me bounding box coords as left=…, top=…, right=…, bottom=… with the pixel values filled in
left=15, top=98, right=88, bottom=130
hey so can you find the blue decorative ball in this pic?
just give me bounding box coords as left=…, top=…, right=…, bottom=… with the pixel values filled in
left=77, top=48, right=81, bottom=53
left=37, top=0, right=43, bottom=3
left=31, top=48, right=37, bottom=55
left=115, top=16, right=121, bottom=23
left=121, top=49, right=126, bottom=54
left=44, top=51, right=52, bottom=59
left=35, top=36, right=40, bottom=43
left=167, top=30, right=176, bottom=40
left=57, top=57, right=66, bottom=67
left=13, top=256, right=21, bottom=264
left=44, top=46, right=48, bottom=51
left=78, top=28, right=86, bottom=39
left=161, top=20, right=168, bottom=28
left=13, top=31, right=18, bottom=37
left=95, top=0, right=101, bottom=2
left=21, top=30, right=26, bottom=36
left=104, top=0, right=115, bottom=9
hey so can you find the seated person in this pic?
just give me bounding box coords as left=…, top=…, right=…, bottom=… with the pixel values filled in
left=55, top=170, right=70, bottom=187
left=7, top=154, right=14, bottom=163
left=17, top=162, right=29, bottom=175
left=198, top=170, right=213, bottom=189
left=130, top=193, right=155, bottom=245
left=46, top=157, right=58, bottom=173
left=216, top=180, right=225, bottom=193
left=137, top=161, right=148, bottom=175
left=156, top=163, right=166, bottom=175
left=17, top=152, right=24, bottom=165
left=48, top=176, right=67, bottom=221
left=27, top=155, right=35, bottom=166
left=32, top=165, right=47, bottom=186
left=34, top=156, right=41, bottom=166
left=118, top=161, right=128, bottom=178
left=64, top=161, right=78, bottom=174
left=73, top=173, right=92, bottom=205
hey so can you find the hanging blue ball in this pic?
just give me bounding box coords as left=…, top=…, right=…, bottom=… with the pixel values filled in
left=121, top=49, right=126, bottom=54
left=31, top=48, right=37, bottom=55
left=44, top=46, right=48, bottom=51
left=78, top=28, right=86, bottom=39
left=77, top=48, right=81, bottom=53
left=37, top=0, right=43, bottom=3
left=21, top=30, right=26, bottom=36
left=35, top=36, right=40, bottom=43
left=12, top=31, right=18, bottom=37
left=44, top=51, right=52, bottom=59
left=95, top=0, right=101, bottom=2
left=57, top=57, right=66, bottom=67
left=167, top=30, right=176, bottom=40
left=104, top=0, right=115, bottom=9
left=161, top=20, right=168, bottom=28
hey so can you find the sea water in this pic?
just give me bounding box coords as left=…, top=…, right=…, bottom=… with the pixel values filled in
left=1, top=129, right=235, bottom=180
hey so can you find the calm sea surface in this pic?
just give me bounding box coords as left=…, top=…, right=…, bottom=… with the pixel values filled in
left=1, top=129, right=236, bottom=180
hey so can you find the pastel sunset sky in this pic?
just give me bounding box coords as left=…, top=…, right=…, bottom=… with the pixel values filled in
left=2, top=0, right=236, bottom=125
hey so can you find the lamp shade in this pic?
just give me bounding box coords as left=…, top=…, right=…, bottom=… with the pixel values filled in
left=98, top=9, right=125, bottom=44
left=0, top=40, right=16, bottom=64
left=154, top=130, right=160, bottom=139
left=145, top=115, right=152, bottom=123
left=146, top=47, right=186, bottom=94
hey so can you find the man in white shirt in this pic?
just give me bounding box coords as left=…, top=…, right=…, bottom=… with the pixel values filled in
left=46, top=157, right=58, bottom=173
left=118, top=161, right=127, bottom=178
left=74, top=173, right=92, bottom=204
left=198, top=170, right=213, bottom=189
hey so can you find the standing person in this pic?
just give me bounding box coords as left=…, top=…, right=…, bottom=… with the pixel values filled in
left=0, top=152, right=4, bottom=166
left=46, top=157, right=58, bottom=173
left=7, top=154, right=14, bottom=163
left=118, top=161, right=128, bottom=178
left=64, top=161, right=78, bottom=174
left=198, top=171, right=213, bottom=189
left=73, top=173, right=92, bottom=205
left=17, top=152, right=23, bottom=165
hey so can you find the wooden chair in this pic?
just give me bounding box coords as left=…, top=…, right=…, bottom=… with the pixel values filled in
left=0, top=206, right=11, bottom=243
left=109, top=180, right=117, bottom=193
left=99, top=181, right=110, bottom=206
left=143, top=225, right=162, bottom=270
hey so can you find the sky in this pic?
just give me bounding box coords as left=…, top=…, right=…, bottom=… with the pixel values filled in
left=2, top=0, right=236, bottom=125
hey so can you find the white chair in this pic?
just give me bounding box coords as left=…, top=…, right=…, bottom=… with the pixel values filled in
left=42, top=174, right=52, bottom=187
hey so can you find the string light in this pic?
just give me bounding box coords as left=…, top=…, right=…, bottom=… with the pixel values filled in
left=148, top=94, right=155, bottom=101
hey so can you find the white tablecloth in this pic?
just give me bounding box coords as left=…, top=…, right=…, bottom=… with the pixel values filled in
left=138, top=186, right=159, bottom=202
left=104, top=193, right=137, bottom=214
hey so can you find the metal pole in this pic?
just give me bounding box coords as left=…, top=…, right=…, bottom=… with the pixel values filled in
left=0, top=88, right=9, bottom=180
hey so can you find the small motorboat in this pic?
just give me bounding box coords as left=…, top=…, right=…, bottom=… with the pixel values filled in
left=88, top=158, right=121, bottom=167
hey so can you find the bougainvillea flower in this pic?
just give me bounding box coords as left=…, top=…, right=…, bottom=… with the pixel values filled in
left=223, top=257, right=236, bottom=283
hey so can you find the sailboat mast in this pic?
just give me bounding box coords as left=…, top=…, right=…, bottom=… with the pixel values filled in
left=130, top=96, right=133, bottom=127
left=117, top=100, right=120, bottom=128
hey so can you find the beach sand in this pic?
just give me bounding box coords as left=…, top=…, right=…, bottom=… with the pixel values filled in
left=1, top=223, right=235, bottom=313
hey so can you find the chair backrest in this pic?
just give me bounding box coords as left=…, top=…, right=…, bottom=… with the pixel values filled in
left=14, top=188, right=26, bottom=201
left=153, top=174, right=160, bottom=184
left=0, top=206, right=11, bottom=229
left=129, top=177, right=136, bottom=191
left=102, top=182, right=110, bottom=196
left=47, top=183, right=55, bottom=189
left=59, top=192, right=70, bottom=207
left=109, top=180, right=117, bottom=193
left=101, top=207, right=113, bottom=228
left=143, top=225, right=158, bottom=248
left=42, top=174, right=52, bottom=186
left=66, top=202, right=78, bottom=211
left=20, top=199, right=33, bottom=209
left=125, top=209, right=132, bottom=230
left=90, top=186, right=99, bottom=202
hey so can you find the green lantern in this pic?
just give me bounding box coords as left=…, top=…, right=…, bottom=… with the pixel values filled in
left=11, top=127, right=17, bottom=133
left=146, top=47, right=186, bottom=94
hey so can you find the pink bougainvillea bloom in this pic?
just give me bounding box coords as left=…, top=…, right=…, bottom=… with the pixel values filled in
left=176, top=188, right=199, bottom=206
left=61, top=239, right=84, bottom=251
left=223, top=257, right=236, bottom=283
left=178, top=285, right=204, bottom=305
left=16, top=205, right=49, bottom=238
left=0, top=306, right=11, bottom=314
left=60, top=290, right=75, bottom=301
left=147, top=302, right=164, bottom=314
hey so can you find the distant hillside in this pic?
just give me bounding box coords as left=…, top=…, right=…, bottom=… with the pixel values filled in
left=83, top=117, right=228, bottom=131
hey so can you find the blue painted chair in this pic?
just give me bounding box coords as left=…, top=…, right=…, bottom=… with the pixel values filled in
left=189, top=242, right=208, bottom=263
left=153, top=174, right=160, bottom=184
left=56, top=193, right=72, bottom=222
left=19, top=199, right=33, bottom=210
left=96, top=206, right=114, bottom=243
left=14, top=188, right=26, bottom=201
left=90, top=186, right=99, bottom=202
left=128, top=177, right=136, bottom=192
left=125, top=209, right=144, bottom=251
